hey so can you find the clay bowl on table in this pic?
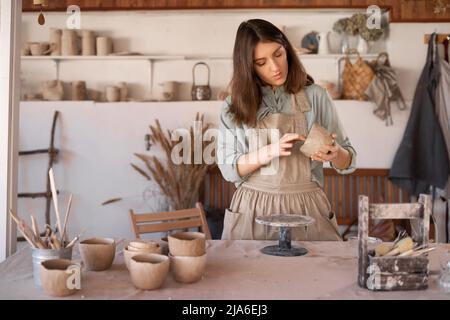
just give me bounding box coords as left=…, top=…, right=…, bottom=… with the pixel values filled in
left=299, top=123, right=334, bottom=158
left=169, top=252, right=207, bottom=284
left=79, top=237, right=116, bottom=271
left=40, top=259, right=78, bottom=297
left=129, top=253, right=170, bottom=290
left=168, top=232, right=206, bottom=257
left=124, top=241, right=162, bottom=270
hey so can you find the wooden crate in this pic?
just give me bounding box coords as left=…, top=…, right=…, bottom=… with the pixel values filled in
left=366, top=254, right=429, bottom=291
left=358, top=194, right=431, bottom=291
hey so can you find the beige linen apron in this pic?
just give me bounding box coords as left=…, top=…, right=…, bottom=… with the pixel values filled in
left=221, top=90, right=342, bottom=241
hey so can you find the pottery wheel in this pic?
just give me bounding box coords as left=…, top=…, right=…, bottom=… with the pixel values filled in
left=255, top=214, right=315, bottom=257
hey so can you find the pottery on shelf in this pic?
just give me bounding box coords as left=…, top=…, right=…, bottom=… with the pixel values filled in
left=49, top=28, right=62, bottom=56
left=81, top=30, right=96, bottom=56
left=41, top=80, right=64, bottom=101
left=71, top=81, right=87, bottom=101
left=61, top=29, right=80, bottom=56
left=78, top=237, right=116, bottom=271
left=105, top=86, right=120, bottom=102
left=96, top=36, right=113, bottom=56
left=29, top=42, right=52, bottom=56
left=129, top=253, right=170, bottom=290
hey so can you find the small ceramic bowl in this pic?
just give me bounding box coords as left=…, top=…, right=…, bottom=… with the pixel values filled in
left=128, top=239, right=161, bottom=251
left=169, top=252, right=207, bottom=284
left=168, top=232, right=206, bottom=257
left=40, top=259, right=79, bottom=297
left=129, top=253, right=170, bottom=290
left=124, top=243, right=162, bottom=270
left=79, top=237, right=116, bottom=271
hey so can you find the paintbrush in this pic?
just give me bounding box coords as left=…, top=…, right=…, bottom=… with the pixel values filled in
left=30, top=214, right=47, bottom=249
left=60, top=194, right=73, bottom=245
left=48, top=168, right=63, bottom=243
left=66, top=229, right=86, bottom=248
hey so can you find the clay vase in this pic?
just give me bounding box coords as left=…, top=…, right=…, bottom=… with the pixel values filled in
left=129, top=253, right=170, bottom=290
left=40, top=259, right=78, bottom=297
left=41, top=80, right=64, bottom=101
left=49, top=28, right=62, bottom=56
left=81, top=30, right=96, bottom=56
left=79, top=237, right=116, bottom=271
left=71, top=81, right=87, bottom=101
left=169, top=252, right=207, bottom=284
left=168, top=232, right=206, bottom=257
left=299, top=123, right=334, bottom=158
left=105, top=86, right=120, bottom=102
left=61, top=29, right=80, bottom=56
left=118, top=82, right=128, bottom=101
left=96, top=37, right=112, bottom=56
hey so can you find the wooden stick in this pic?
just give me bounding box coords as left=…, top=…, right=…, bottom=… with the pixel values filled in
left=48, top=168, right=63, bottom=242
left=410, top=246, right=437, bottom=257
left=60, top=194, right=73, bottom=245
left=30, top=214, right=47, bottom=249
left=51, top=233, right=61, bottom=249
left=9, top=210, right=38, bottom=248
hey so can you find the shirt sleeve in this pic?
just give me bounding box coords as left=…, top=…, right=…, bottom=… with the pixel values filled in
left=217, top=99, right=251, bottom=184
left=316, top=87, right=357, bottom=174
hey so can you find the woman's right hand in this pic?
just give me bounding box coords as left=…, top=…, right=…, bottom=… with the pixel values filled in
left=257, top=133, right=306, bottom=165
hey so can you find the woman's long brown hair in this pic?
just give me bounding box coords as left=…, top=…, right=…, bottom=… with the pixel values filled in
left=228, top=19, right=313, bottom=127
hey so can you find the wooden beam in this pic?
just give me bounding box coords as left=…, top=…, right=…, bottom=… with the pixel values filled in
left=0, top=0, right=22, bottom=262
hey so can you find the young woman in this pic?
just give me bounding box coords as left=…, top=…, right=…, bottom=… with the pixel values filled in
left=217, top=19, right=357, bottom=241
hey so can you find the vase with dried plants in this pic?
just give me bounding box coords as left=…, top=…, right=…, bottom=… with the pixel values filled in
left=131, top=113, right=216, bottom=211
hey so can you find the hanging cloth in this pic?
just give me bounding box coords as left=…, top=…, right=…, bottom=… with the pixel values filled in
left=389, top=33, right=450, bottom=196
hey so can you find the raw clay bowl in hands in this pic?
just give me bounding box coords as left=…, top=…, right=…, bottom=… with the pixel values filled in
left=299, top=123, right=334, bottom=158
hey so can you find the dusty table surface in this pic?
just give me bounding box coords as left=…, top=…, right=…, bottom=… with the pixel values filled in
left=0, top=240, right=449, bottom=300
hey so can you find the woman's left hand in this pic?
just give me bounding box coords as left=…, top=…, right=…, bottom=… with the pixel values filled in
left=311, top=133, right=340, bottom=162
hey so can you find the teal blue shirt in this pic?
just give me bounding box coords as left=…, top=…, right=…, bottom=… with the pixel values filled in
left=217, top=84, right=357, bottom=188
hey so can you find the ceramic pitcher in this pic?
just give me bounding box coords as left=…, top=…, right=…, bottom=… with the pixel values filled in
left=316, top=32, right=330, bottom=55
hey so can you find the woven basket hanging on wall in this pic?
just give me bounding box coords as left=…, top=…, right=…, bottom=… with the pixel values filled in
left=342, top=52, right=375, bottom=101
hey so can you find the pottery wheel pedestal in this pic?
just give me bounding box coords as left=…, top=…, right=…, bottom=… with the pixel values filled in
left=255, top=215, right=315, bottom=257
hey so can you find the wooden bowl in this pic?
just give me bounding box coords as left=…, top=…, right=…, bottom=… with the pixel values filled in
left=169, top=252, right=207, bottom=283
left=40, top=259, right=78, bottom=297
left=124, top=244, right=162, bottom=270
left=79, top=237, right=116, bottom=271
left=168, top=232, right=206, bottom=257
left=129, top=253, right=170, bottom=290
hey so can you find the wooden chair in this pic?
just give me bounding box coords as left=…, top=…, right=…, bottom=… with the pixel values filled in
left=129, top=202, right=212, bottom=240
left=357, top=194, right=431, bottom=289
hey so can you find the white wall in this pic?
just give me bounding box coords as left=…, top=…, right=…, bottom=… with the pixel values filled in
left=16, top=9, right=450, bottom=240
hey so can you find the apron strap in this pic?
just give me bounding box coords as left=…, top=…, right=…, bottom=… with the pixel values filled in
left=292, top=89, right=311, bottom=113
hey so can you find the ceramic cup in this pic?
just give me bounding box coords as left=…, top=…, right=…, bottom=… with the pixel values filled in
left=29, top=42, right=52, bottom=56
left=123, top=240, right=162, bottom=270
left=168, top=232, right=206, bottom=257
left=96, top=36, right=112, bottom=56
left=129, top=253, right=170, bottom=290
left=105, top=86, right=120, bottom=102
left=40, top=259, right=79, bottom=297
left=169, top=252, right=207, bottom=283
left=79, top=237, right=116, bottom=271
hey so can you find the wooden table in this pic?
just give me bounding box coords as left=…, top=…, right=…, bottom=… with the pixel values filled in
left=0, top=240, right=449, bottom=300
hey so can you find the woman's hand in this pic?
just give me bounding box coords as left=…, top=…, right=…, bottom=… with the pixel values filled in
left=311, top=133, right=351, bottom=169
left=258, top=133, right=306, bottom=165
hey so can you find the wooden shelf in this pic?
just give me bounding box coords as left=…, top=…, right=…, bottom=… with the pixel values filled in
left=21, top=53, right=381, bottom=61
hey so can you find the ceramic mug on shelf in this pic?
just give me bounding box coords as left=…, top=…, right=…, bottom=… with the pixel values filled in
left=96, top=37, right=113, bottom=56
left=159, top=81, right=179, bottom=101
left=106, top=86, right=120, bottom=102
left=29, top=42, right=52, bottom=56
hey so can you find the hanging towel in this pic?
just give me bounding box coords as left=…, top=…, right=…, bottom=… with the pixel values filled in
left=389, top=33, right=450, bottom=196
left=365, top=53, right=407, bottom=126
